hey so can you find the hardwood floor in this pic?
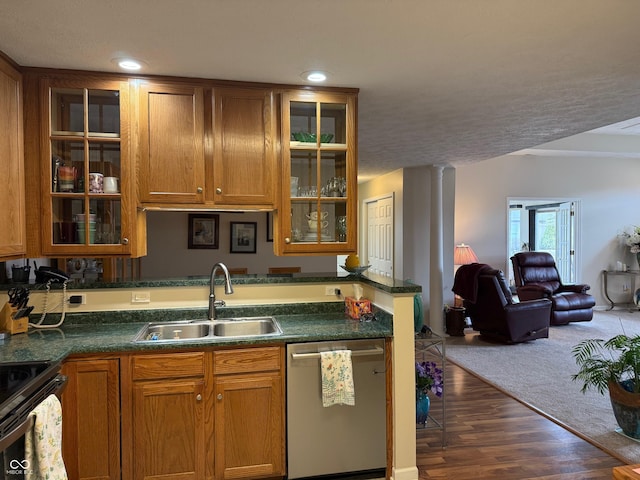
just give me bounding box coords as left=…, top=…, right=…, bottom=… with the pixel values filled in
left=416, top=361, right=625, bottom=479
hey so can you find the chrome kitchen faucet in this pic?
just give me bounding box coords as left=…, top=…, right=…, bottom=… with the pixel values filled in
left=209, top=262, right=234, bottom=321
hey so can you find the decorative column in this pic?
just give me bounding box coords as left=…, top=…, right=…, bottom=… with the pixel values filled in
left=429, top=165, right=445, bottom=334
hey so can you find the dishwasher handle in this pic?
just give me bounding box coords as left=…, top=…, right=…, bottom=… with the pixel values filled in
left=290, top=346, right=384, bottom=360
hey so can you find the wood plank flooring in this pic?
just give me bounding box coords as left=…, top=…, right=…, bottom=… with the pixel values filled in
left=416, top=361, right=625, bottom=479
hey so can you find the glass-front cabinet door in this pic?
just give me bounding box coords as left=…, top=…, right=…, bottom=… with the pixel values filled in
left=41, top=78, right=133, bottom=255
left=278, top=91, right=357, bottom=255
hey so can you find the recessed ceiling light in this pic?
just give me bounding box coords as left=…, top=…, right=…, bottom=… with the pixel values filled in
left=111, top=57, right=144, bottom=71
left=303, top=71, right=327, bottom=82
left=118, top=59, right=142, bottom=71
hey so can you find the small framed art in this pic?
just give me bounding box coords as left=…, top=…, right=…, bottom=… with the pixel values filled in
left=230, top=222, right=257, bottom=253
left=188, top=214, right=219, bottom=249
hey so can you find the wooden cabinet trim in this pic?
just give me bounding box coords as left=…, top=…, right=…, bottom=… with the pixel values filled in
left=213, top=346, right=281, bottom=375
left=132, top=351, right=205, bottom=380
left=0, top=56, right=26, bottom=259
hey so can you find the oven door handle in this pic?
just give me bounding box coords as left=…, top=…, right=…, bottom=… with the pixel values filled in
left=0, top=414, right=35, bottom=452
left=0, top=373, right=67, bottom=452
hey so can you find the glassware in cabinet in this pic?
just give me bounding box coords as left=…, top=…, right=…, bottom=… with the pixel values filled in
left=280, top=91, right=356, bottom=254
left=43, top=79, right=131, bottom=254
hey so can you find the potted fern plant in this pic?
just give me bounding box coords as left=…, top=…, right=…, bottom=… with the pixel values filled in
left=572, top=334, right=640, bottom=438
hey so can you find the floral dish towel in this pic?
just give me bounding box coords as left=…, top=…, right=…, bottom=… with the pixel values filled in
left=25, top=394, right=68, bottom=480
left=320, top=350, right=355, bottom=407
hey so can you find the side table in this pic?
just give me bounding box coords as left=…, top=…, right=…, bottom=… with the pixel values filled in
left=602, top=270, right=640, bottom=310
left=613, top=464, right=640, bottom=479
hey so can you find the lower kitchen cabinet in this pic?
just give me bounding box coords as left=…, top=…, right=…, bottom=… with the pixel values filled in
left=67, top=347, right=284, bottom=480
left=128, top=352, right=206, bottom=480
left=61, top=357, right=121, bottom=480
left=213, top=347, right=285, bottom=480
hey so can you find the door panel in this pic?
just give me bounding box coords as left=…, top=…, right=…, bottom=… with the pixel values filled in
left=366, top=195, right=394, bottom=277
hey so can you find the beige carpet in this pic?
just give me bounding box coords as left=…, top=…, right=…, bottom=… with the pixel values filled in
left=445, top=309, right=640, bottom=464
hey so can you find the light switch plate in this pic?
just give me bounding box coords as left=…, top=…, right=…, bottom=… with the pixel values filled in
left=131, top=291, right=151, bottom=303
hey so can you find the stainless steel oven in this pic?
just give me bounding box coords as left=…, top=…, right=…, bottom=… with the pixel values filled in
left=0, top=361, right=67, bottom=479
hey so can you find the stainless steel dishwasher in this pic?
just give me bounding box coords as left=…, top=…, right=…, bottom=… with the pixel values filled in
left=287, top=338, right=386, bottom=479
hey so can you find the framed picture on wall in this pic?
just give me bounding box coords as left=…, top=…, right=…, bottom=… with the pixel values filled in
left=188, top=214, right=219, bottom=249
left=230, top=222, right=257, bottom=253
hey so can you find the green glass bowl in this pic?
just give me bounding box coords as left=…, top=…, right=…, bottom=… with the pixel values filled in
left=292, top=132, right=334, bottom=143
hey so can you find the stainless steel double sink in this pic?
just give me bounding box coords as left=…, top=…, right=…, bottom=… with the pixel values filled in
left=132, top=316, right=282, bottom=342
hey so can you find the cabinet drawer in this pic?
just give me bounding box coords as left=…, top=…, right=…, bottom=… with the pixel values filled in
left=132, top=352, right=205, bottom=380
left=214, top=347, right=281, bottom=375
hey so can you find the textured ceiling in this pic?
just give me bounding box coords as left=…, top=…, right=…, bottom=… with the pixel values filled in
left=2, top=0, right=640, bottom=180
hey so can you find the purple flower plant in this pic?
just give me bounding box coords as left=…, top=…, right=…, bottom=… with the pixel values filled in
left=415, top=361, right=443, bottom=397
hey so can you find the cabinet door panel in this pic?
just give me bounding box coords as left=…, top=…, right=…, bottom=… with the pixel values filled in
left=61, top=358, right=120, bottom=480
left=37, top=76, right=137, bottom=257
left=139, top=83, right=205, bottom=204
left=213, top=87, right=275, bottom=206
left=132, top=380, right=205, bottom=480
left=214, top=373, right=284, bottom=479
left=0, top=59, right=26, bottom=258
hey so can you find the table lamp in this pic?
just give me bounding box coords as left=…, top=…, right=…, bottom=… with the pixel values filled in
left=454, top=243, right=478, bottom=266
left=453, top=243, right=478, bottom=307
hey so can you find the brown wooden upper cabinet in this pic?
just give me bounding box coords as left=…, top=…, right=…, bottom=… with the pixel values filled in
left=137, top=82, right=206, bottom=205
left=33, top=75, right=143, bottom=257
left=212, top=86, right=276, bottom=207
left=0, top=57, right=26, bottom=260
left=276, top=90, right=358, bottom=255
left=137, top=82, right=275, bottom=209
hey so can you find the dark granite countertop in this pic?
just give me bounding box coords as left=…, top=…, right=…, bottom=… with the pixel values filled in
left=1, top=271, right=421, bottom=295
left=0, top=303, right=393, bottom=364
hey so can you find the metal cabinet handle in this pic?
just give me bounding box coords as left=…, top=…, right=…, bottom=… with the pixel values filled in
left=285, top=237, right=291, bottom=244
left=216, top=187, right=223, bottom=194
left=197, top=187, right=203, bottom=194
left=122, top=237, right=129, bottom=245
left=196, top=394, right=202, bottom=401
left=217, top=393, right=223, bottom=401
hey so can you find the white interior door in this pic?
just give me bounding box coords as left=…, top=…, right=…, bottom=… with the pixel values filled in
left=365, top=195, right=394, bottom=277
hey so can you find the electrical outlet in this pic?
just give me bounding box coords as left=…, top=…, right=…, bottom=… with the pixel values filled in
left=68, top=294, right=86, bottom=305
left=325, top=286, right=340, bottom=296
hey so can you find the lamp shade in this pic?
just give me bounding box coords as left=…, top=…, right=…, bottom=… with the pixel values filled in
left=454, top=243, right=478, bottom=265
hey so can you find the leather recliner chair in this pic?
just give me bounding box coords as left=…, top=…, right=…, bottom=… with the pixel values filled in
left=453, top=263, right=551, bottom=343
left=510, top=251, right=595, bottom=325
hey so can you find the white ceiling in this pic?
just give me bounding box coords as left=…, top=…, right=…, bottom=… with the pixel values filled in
left=2, top=0, right=640, bottom=180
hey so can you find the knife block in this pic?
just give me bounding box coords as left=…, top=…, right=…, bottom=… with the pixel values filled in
left=0, top=302, right=29, bottom=334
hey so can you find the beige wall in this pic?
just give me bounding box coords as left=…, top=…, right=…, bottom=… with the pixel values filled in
left=455, top=153, right=640, bottom=307
left=358, top=166, right=456, bottom=331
